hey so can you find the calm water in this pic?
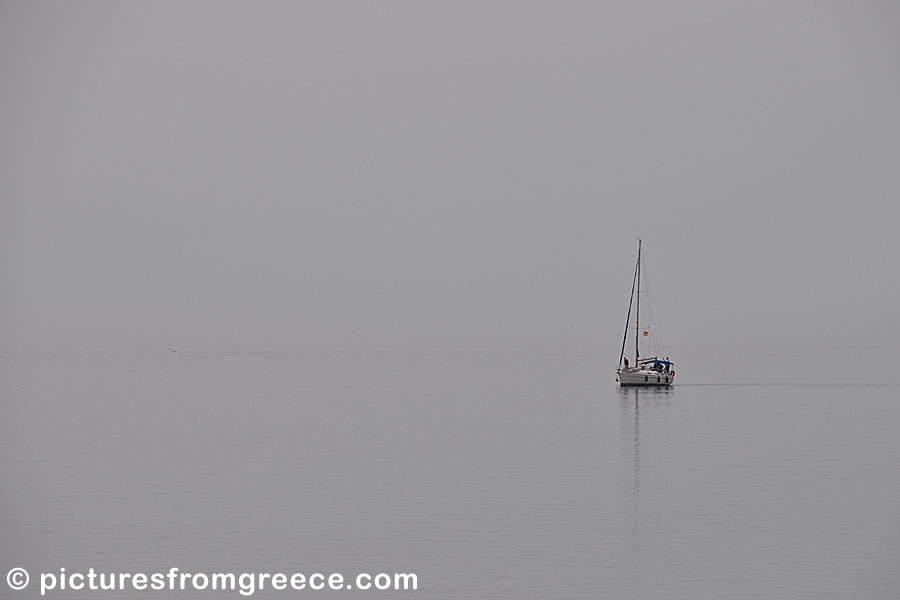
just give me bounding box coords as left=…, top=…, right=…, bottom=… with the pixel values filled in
left=2, top=340, right=898, bottom=598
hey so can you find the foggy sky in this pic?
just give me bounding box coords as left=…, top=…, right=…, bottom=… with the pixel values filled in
left=2, top=1, right=899, bottom=350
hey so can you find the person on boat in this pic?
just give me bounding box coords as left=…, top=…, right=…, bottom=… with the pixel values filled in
left=624, top=357, right=629, bottom=369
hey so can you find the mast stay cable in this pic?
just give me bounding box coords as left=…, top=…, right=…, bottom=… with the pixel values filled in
left=617, top=251, right=640, bottom=370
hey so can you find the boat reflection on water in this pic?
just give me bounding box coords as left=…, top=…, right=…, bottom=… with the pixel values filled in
left=618, top=386, right=673, bottom=595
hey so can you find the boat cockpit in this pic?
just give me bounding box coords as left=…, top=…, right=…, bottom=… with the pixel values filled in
left=638, top=358, right=674, bottom=374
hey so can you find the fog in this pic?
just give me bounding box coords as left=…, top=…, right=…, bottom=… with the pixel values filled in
left=2, top=1, right=898, bottom=352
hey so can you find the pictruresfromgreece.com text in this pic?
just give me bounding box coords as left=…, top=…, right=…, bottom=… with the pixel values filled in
left=7, top=567, right=417, bottom=596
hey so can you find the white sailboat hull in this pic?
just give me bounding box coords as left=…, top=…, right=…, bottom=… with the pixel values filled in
left=618, top=369, right=675, bottom=387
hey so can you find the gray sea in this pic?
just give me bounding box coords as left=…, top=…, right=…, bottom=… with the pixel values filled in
left=2, top=337, right=899, bottom=599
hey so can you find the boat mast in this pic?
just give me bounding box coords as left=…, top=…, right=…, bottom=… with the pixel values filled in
left=635, top=238, right=641, bottom=365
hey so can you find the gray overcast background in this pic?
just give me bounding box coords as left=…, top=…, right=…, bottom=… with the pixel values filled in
left=2, top=1, right=899, bottom=352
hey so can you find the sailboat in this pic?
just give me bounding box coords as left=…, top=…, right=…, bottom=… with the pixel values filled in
left=617, top=239, right=676, bottom=386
